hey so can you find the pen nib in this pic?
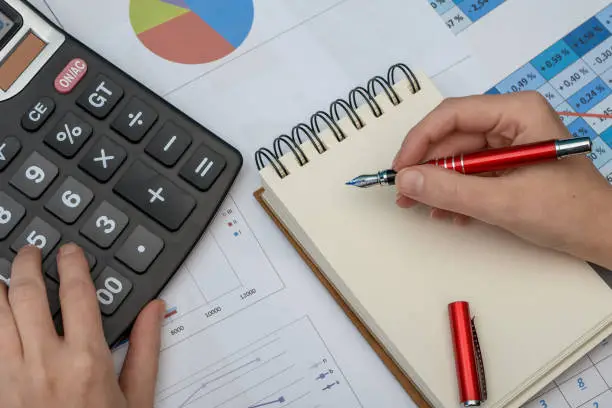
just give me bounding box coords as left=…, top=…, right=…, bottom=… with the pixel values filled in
left=345, top=175, right=378, bottom=188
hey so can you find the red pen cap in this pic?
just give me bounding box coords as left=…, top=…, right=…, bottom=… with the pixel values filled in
left=448, top=301, right=487, bottom=407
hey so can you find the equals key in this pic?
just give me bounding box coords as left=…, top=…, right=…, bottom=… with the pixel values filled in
left=180, top=144, right=226, bottom=191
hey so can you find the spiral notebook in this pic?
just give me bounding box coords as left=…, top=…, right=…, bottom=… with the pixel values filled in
left=252, top=64, right=612, bottom=408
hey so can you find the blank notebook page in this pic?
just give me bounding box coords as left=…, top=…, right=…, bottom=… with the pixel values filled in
left=259, top=73, right=612, bottom=408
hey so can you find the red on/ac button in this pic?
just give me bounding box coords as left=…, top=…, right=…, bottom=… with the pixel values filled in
left=54, top=58, right=88, bottom=94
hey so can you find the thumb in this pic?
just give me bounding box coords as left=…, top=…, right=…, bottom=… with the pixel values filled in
left=119, top=299, right=166, bottom=407
left=395, top=166, right=510, bottom=224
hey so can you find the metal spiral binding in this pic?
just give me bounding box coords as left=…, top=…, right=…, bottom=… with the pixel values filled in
left=254, top=63, right=421, bottom=178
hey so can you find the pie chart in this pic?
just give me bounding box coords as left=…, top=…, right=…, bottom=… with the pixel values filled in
left=130, top=0, right=254, bottom=64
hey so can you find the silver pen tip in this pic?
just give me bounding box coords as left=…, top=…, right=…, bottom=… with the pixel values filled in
left=345, top=174, right=378, bottom=188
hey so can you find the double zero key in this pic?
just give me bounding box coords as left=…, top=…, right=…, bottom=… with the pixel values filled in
left=113, top=161, right=196, bottom=231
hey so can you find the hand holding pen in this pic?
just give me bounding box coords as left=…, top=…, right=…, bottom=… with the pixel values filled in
left=357, top=92, right=612, bottom=272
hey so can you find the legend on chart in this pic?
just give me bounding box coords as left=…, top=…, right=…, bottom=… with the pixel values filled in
left=154, top=317, right=364, bottom=408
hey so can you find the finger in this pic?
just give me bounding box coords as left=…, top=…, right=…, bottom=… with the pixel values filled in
left=57, top=243, right=105, bottom=348
left=0, top=281, right=22, bottom=361
left=396, top=195, right=417, bottom=208
left=119, top=300, right=165, bottom=407
left=393, top=92, right=556, bottom=170
left=395, top=166, right=513, bottom=225
left=9, top=246, right=58, bottom=355
left=423, top=132, right=487, bottom=162
left=430, top=208, right=452, bottom=220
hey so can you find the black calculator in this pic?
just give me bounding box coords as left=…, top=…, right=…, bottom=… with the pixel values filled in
left=0, top=0, right=243, bottom=346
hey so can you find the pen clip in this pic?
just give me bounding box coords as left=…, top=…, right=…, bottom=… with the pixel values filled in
left=471, top=317, right=488, bottom=402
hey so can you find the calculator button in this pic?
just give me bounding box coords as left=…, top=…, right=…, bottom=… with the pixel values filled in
left=0, top=258, right=11, bottom=285
left=80, top=201, right=128, bottom=249
left=46, top=278, right=60, bottom=316
left=180, top=144, right=226, bottom=191
left=94, top=267, right=132, bottom=315
left=113, top=161, right=196, bottom=231
left=44, top=177, right=94, bottom=224
left=0, top=192, right=26, bottom=240
left=21, top=97, right=55, bottom=132
left=0, top=136, right=21, bottom=172
left=111, top=97, right=158, bottom=142
left=11, top=217, right=61, bottom=259
left=44, top=112, right=93, bottom=158
left=78, top=136, right=126, bottom=182
left=115, top=226, right=164, bottom=274
left=10, top=152, right=59, bottom=199
left=47, top=250, right=96, bottom=283
left=76, top=75, right=123, bottom=119
left=145, top=122, right=192, bottom=167
left=54, top=58, right=88, bottom=95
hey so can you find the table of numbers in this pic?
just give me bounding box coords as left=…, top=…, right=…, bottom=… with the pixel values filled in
left=486, top=4, right=612, bottom=184
left=485, top=4, right=612, bottom=407
left=428, top=0, right=507, bottom=34
left=522, top=337, right=611, bottom=408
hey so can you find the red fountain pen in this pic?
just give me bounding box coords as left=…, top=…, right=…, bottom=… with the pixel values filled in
left=345, top=137, right=592, bottom=188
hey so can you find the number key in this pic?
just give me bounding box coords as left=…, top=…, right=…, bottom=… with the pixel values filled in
left=80, top=201, right=128, bottom=248
left=0, top=192, right=26, bottom=240
left=94, top=267, right=132, bottom=315
left=45, top=177, right=94, bottom=224
left=10, top=152, right=59, bottom=199
left=11, top=217, right=61, bottom=259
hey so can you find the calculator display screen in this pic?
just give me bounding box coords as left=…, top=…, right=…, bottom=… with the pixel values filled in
left=0, top=10, right=14, bottom=44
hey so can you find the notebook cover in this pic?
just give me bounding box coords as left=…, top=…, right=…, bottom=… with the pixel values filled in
left=254, top=187, right=433, bottom=408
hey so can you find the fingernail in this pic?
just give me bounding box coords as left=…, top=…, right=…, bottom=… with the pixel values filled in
left=397, top=170, right=424, bottom=196
left=60, top=243, right=79, bottom=256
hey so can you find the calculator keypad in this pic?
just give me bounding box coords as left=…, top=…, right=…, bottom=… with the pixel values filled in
left=21, top=97, right=55, bottom=132
left=76, top=75, right=123, bottom=119
left=111, top=97, right=158, bottom=142
left=10, top=152, right=59, bottom=199
left=0, top=43, right=241, bottom=346
left=80, top=201, right=128, bottom=249
left=114, top=161, right=196, bottom=231
left=0, top=192, right=26, bottom=240
left=44, top=177, right=94, bottom=224
left=0, top=136, right=21, bottom=172
left=44, top=112, right=93, bottom=158
left=115, top=225, right=164, bottom=273
left=11, top=217, right=61, bottom=259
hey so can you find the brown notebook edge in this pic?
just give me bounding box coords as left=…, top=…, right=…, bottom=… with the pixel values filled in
left=254, top=187, right=433, bottom=408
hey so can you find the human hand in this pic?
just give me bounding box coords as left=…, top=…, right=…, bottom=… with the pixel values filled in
left=0, top=244, right=165, bottom=408
left=393, top=91, right=612, bottom=270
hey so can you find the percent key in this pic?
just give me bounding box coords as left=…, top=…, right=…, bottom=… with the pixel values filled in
left=44, top=112, right=93, bottom=158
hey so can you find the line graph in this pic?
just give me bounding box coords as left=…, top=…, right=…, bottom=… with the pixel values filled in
left=153, top=194, right=285, bottom=350
left=153, top=317, right=363, bottom=408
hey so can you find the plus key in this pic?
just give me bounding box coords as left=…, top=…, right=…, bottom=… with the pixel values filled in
left=114, top=161, right=196, bottom=231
